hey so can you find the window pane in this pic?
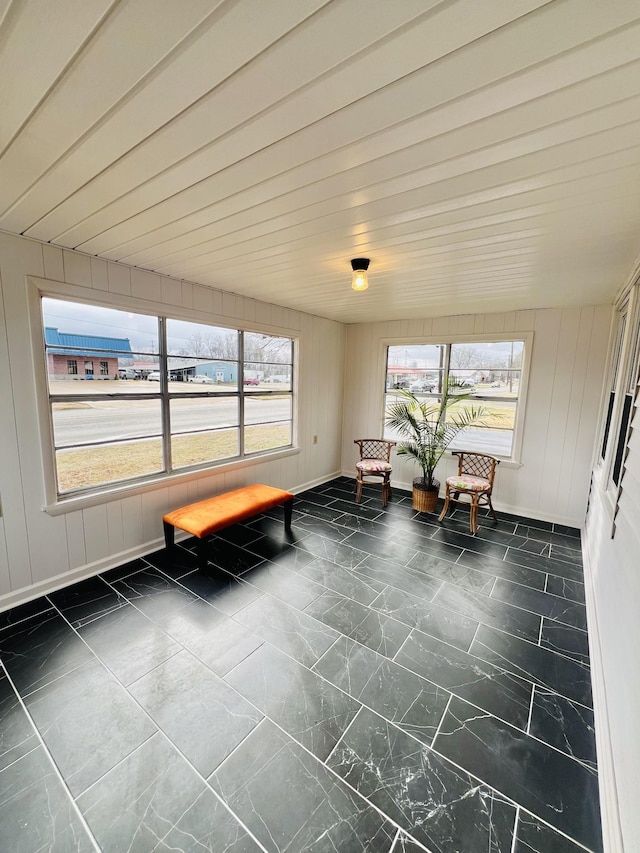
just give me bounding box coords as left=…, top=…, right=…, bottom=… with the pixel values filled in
left=43, top=298, right=160, bottom=394
left=244, top=332, right=292, bottom=365
left=170, top=397, right=238, bottom=433
left=386, top=345, right=445, bottom=391
left=56, top=438, right=163, bottom=494
left=172, top=429, right=239, bottom=469
left=245, top=422, right=292, bottom=453
left=244, top=395, right=292, bottom=453
left=52, top=400, right=162, bottom=449
left=447, top=398, right=517, bottom=457
left=167, top=357, right=238, bottom=390
left=450, top=341, right=523, bottom=394
left=244, top=395, right=292, bottom=427
left=166, top=319, right=238, bottom=360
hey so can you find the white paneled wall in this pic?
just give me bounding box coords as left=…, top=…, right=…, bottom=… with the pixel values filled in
left=341, top=305, right=611, bottom=525
left=0, top=232, right=345, bottom=605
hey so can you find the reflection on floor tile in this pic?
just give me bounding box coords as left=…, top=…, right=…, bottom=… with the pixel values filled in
left=0, top=478, right=600, bottom=852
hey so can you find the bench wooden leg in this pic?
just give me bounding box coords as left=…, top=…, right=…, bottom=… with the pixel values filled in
left=284, top=497, right=293, bottom=532
left=163, top=521, right=175, bottom=550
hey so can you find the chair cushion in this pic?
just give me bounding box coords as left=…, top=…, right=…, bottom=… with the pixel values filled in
left=357, top=459, right=392, bottom=473
left=446, top=474, right=491, bottom=492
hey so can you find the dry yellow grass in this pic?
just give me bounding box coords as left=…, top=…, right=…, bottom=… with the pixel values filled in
left=57, top=425, right=291, bottom=492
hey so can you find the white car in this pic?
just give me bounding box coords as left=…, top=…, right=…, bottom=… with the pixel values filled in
left=188, top=374, right=214, bottom=384
left=148, top=371, right=161, bottom=381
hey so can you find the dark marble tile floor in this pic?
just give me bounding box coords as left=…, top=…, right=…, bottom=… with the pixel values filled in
left=0, top=477, right=600, bottom=852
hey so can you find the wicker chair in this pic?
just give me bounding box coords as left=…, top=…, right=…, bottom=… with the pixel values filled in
left=438, top=451, right=500, bottom=534
left=354, top=439, right=396, bottom=507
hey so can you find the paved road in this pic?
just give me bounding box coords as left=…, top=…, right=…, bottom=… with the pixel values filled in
left=53, top=396, right=290, bottom=446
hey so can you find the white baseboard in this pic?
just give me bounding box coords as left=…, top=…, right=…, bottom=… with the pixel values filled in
left=339, top=470, right=583, bottom=528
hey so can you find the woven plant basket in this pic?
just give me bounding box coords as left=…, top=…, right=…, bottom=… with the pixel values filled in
left=412, top=477, right=440, bottom=513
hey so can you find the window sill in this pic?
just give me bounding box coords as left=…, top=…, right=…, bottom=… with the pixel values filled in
left=43, top=446, right=300, bottom=516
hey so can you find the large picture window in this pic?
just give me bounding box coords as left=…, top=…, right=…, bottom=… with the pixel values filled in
left=41, top=297, right=294, bottom=497
left=384, top=339, right=526, bottom=458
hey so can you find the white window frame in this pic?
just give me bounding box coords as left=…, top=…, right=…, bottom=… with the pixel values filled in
left=27, top=277, right=299, bottom=514
left=381, top=332, right=533, bottom=465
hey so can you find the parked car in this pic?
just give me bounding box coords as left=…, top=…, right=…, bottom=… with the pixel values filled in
left=118, top=368, right=138, bottom=380
left=148, top=371, right=161, bottom=381
left=189, top=374, right=214, bottom=384
left=243, top=377, right=259, bottom=385
left=409, top=381, right=434, bottom=393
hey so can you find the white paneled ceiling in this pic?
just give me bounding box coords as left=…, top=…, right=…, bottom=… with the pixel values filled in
left=1, top=0, right=640, bottom=322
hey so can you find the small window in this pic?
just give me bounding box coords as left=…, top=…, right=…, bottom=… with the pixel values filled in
left=384, top=339, right=526, bottom=459
left=100, top=360, right=109, bottom=376
left=84, top=361, right=93, bottom=376
left=67, top=359, right=77, bottom=375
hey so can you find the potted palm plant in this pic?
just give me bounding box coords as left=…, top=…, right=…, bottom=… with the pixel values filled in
left=385, top=380, right=488, bottom=513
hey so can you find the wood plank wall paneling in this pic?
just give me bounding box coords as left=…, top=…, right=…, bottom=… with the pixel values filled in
left=0, top=232, right=345, bottom=603
left=342, top=305, right=611, bottom=525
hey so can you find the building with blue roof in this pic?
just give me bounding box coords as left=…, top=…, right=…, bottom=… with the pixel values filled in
left=45, top=327, right=133, bottom=380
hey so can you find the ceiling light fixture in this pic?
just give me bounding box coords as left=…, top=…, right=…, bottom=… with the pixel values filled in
left=351, top=258, right=370, bottom=292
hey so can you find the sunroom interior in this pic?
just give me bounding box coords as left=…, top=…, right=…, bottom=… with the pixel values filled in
left=0, top=2, right=639, bottom=851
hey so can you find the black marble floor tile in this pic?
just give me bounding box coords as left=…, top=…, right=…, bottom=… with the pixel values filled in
left=549, top=544, right=584, bottom=567
left=0, top=673, right=38, bottom=772
left=355, top=554, right=443, bottom=602
left=111, top=567, right=199, bottom=622
left=539, top=621, right=590, bottom=666
left=77, top=731, right=260, bottom=852
left=491, top=578, right=588, bottom=630
left=433, top=526, right=508, bottom=559
left=553, top=523, right=581, bottom=539
left=177, top=567, right=264, bottom=615
left=25, top=658, right=155, bottom=796
left=456, top=549, right=547, bottom=590
left=159, top=597, right=264, bottom=677
left=233, top=594, right=338, bottom=667
left=48, top=575, right=127, bottom=627
left=514, top=811, right=589, bottom=852
left=390, top=833, right=426, bottom=853
left=99, top=556, right=149, bottom=583
left=484, top=511, right=552, bottom=532
left=545, top=575, right=586, bottom=605
left=404, top=535, right=464, bottom=563
left=295, top=498, right=351, bottom=522
left=343, top=529, right=419, bottom=565
left=297, top=556, right=386, bottom=605
left=328, top=497, right=387, bottom=521
left=78, top=602, right=182, bottom=686
left=314, top=635, right=449, bottom=746
left=433, top=582, right=542, bottom=643
left=328, top=706, right=516, bottom=853
left=371, top=586, right=478, bottom=651
left=242, top=533, right=312, bottom=567
left=237, top=559, right=325, bottom=609
left=334, top=513, right=393, bottom=536
left=291, top=512, right=354, bottom=542
left=295, top=531, right=369, bottom=568
left=407, top=552, right=497, bottom=595
left=205, top=537, right=266, bottom=575
left=529, top=689, right=597, bottom=768
left=0, top=596, right=53, bottom=632
left=213, top=520, right=265, bottom=547
left=470, top=625, right=593, bottom=708
left=395, top=629, right=533, bottom=729
left=130, top=650, right=262, bottom=777
left=211, top=718, right=396, bottom=852
left=144, top=544, right=201, bottom=578
left=0, top=746, right=94, bottom=851
left=226, top=643, right=359, bottom=760
left=304, top=591, right=411, bottom=658
left=504, top=549, right=584, bottom=583
left=0, top=609, right=95, bottom=696
left=434, top=696, right=602, bottom=852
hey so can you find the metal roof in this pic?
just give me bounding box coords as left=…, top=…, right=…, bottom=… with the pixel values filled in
left=44, top=327, right=133, bottom=360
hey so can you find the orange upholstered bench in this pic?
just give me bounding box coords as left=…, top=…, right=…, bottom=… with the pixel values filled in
left=163, top=484, right=294, bottom=570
